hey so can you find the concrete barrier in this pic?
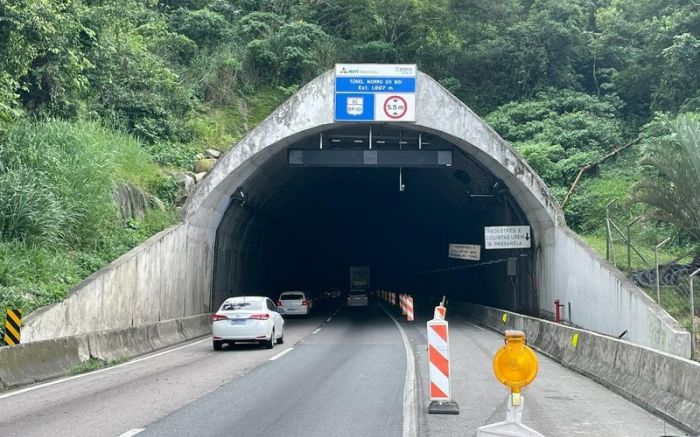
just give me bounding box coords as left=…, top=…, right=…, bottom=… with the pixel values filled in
left=0, top=314, right=211, bottom=392
left=87, top=326, right=153, bottom=363
left=454, top=302, right=700, bottom=434
left=179, top=314, right=212, bottom=340
left=146, top=319, right=186, bottom=351
left=0, top=337, right=89, bottom=390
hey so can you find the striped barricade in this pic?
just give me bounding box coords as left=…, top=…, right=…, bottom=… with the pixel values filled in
left=427, top=306, right=459, bottom=414
left=406, top=296, right=414, bottom=322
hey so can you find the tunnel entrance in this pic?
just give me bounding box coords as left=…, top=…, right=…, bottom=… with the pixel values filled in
left=212, top=124, right=535, bottom=314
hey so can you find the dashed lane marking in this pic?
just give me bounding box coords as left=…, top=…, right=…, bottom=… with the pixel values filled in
left=118, top=429, right=144, bottom=437
left=312, top=328, right=322, bottom=335
left=269, top=347, right=294, bottom=361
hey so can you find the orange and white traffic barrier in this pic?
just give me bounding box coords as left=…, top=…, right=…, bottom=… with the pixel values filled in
left=434, top=305, right=446, bottom=320
left=406, top=296, right=414, bottom=321
left=427, top=305, right=459, bottom=414
left=400, top=294, right=406, bottom=315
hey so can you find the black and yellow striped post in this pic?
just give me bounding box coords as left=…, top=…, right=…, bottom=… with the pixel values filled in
left=4, top=309, right=21, bottom=346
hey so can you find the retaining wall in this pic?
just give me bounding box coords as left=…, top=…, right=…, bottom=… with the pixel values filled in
left=21, top=224, right=214, bottom=342
left=0, top=314, right=210, bottom=391
left=454, top=302, right=700, bottom=434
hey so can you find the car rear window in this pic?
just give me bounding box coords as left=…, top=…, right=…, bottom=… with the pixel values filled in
left=281, top=294, right=304, bottom=300
left=221, top=298, right=263, bottom=310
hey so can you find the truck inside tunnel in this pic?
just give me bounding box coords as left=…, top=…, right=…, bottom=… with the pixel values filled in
left=212, top=124, right=535, bottom=314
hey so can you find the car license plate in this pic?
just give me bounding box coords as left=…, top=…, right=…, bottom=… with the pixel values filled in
left=230, top=319, right=246, bottom=325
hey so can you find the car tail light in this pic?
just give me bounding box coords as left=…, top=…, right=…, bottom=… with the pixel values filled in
left=301, top=299, right=309, bottom=306
left=249, top=313, right=270, bottom=320
left=212, top=313, right=228, bottom=321
left=276, top=300, right=283, bottom=307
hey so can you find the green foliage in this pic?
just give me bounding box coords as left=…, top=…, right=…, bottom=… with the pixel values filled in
left=171, top=7, right=231, bottom=49
left=486, top=89, right=623, bottom=189
left=0, top=120, right=165, bottom=246
left=633, top=113, right=700, bottom=240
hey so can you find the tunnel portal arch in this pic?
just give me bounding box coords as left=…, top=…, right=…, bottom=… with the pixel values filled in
left=183, top=70, right=561, bottom=314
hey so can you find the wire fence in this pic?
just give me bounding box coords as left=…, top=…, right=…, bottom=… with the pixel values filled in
left=603, top=206, right=698, bottom=360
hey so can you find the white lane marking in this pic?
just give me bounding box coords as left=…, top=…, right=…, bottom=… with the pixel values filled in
left=312, top=328, right=322, bottom=335
left=268, top=347, right=294, bottom=361
left=380, top=305, right=417, bottom=437
left=0, top=338, right=210, bottom=401
left=325, top=315, right=333, bottom=322
left=118, top=429, right=144, bottom=437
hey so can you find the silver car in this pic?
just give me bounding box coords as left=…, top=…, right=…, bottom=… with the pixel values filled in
left=347, top=289, right=369, bottom=307
left=277, top=291, right=313, bottom=316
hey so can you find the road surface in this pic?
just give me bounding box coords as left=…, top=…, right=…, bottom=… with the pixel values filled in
left=0, top=301, right=686, bottom=437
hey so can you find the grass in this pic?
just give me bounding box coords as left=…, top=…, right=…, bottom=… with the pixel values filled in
left=580, top=234, right=692, bottom=272
left=0, top=120, right=180, bottom=329
left=70, top=356, right=128, bottom=375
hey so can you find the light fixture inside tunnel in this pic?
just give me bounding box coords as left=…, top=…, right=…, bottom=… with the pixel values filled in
left=230, top=187, right=246, bottom=206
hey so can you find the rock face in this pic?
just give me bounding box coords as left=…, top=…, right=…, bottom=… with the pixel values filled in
left=205, top=149, right=221, bottom=159
left=113, top=182, right=160, bottom=221
left=169, top=172, right=196, bottom=206
left=194, top=158, right=216, bottom=173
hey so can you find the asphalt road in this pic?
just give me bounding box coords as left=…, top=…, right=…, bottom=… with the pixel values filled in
left=139, top=304, right=406, bottom=437
left=0, top=311, right=333, bottom=437
left=0, top=300, right=690, bottom=437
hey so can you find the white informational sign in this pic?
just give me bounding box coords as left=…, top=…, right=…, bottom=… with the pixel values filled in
left=484, top=226, right=532, bottom=249
left=448, top=244, right=481, bottom=261
left=335, top=64, right=416, bottom=123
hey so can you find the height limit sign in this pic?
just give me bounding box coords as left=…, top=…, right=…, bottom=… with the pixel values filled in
left=383, top=95, right=408, bottom=119
left=484, top=226, right=532, bottom=249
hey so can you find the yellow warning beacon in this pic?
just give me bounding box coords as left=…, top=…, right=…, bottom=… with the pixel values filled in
left=477, top=330, right=544, bottom=437
left=492, top=330, right=538, bottom=398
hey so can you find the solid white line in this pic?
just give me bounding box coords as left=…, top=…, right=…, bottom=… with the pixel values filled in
left=118, top=429, right=145, bottom=437
left=380, top=305, right=417, bottom=437
left=268, top=347, right=294, bottom=361
left=312, top=328, right=322, bottom=334
left=0, top=337, right=210, bottom=401
left=325, top=316, right=333, bottom=322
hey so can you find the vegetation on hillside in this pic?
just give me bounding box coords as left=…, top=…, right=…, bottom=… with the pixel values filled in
left=0, top=0, right=698, bottom=325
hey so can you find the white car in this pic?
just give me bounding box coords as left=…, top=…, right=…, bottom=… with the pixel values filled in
left=347, top=289, right=369, bottom=307
left=276, top=291, right=313, bottom=316
left=212, top=296, right=285, bottom=350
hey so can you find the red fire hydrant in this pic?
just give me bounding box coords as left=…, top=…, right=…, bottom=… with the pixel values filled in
left=554, top=299, right=565, bottom=323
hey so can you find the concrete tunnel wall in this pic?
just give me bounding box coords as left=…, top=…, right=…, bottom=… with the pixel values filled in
left=22, top=70, right=690, bottom=357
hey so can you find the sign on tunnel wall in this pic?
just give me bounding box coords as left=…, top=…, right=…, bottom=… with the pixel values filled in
left=448, top=244, right=481, bottom=261
left=484, top=226, right=532, bottom=249
left=334, top=64, right=416, bottom=122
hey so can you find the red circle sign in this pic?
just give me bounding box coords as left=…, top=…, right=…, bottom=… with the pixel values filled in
left=383, top=95, right=408, bottom=119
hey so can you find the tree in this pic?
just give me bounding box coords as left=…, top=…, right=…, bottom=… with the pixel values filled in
left=633, top=113, right=700, bottom=241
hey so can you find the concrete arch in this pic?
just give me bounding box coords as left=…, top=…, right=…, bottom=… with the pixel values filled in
left=183, top=70, right=560, bottom=237
left=23, top=69, right=690, bottom=358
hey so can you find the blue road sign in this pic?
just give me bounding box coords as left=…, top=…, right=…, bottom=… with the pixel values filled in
left=334, top=64, right=417, bottom=122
